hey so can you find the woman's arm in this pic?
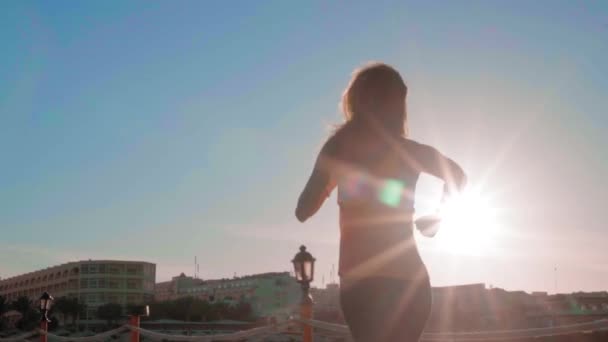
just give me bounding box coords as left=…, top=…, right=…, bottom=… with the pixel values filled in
left=295, top=140, right=338, bottom=222
left=413, top=142, right=467, bottom=194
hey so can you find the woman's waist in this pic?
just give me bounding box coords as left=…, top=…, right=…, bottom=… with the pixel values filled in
left=338, top=244, right=426, bottom=281
left=339, top=204, right=415, bottom=228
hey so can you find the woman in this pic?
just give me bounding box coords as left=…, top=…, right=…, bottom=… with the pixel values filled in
left=295, top=62, right=467, bottom=341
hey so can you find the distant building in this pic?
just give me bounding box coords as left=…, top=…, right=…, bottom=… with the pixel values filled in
left=154, top=273, right=203, bottom=302
left=311, top=283, right=343, bottom=323
left=0, top=260, right=156, bottom=321
left=155, top=272, right=300, bottom=318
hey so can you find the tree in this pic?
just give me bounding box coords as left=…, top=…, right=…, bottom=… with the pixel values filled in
left=0, top=296, right=7, bottom=316
left=170, top=297, right=196, bottom=321
left=68, top=298, right=86, bottom=326
left=96, top=303, right=123, bottom=327
left=148, top=301, right=169, bottom=321
left=194, top=299, right=212, bottom=322
left=10, top=296, right=32, bottom=316
left=207, top=302, right=230, bottom=321
left=229, top=301, right=253, bottom=321
left=54, top=297, right=71, bottom=325
left=0, top=296, right=7, bottom=331
left=10, top=296, right=39, bottom=330
left=53, top=297, right=84, bottom=326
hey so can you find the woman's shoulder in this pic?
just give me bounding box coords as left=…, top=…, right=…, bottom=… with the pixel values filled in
left=397, top=138, right=439, bottom=161
left=399, top=137, right=424, bottom=150
left=321, top=124, right=356, bottom=155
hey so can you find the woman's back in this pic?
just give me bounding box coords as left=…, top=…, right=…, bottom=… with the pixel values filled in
left=324, top=124, right=428, bottom=280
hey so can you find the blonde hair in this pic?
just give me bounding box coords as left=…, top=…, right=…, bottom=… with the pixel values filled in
left=340, top=62, right=408, bottom=137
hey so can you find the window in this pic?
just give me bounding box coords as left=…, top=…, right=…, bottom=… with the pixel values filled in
left=109, top=264, right=122, bottom=274
left=86, top=308, right=97, bottom=319
left=85, top=293, right=99, bottom=303
left=126, top=264, right=142, bottom=275
left=127, top=280, right=141, bottom=290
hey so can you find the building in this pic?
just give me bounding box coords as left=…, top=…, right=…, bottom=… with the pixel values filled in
left=311, top=283, right=343, bottom=323
left=0, top=260, right=156, bottom=321
left=154, top=273, right=203, bottom=302
left=155, top=272, right=301, bottom=318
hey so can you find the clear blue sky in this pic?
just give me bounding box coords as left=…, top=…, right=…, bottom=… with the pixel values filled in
left=1, top=0, right=606, bottom=293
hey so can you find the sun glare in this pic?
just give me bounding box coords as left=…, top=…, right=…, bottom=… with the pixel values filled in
left=434, top=187, right=500, bottom=256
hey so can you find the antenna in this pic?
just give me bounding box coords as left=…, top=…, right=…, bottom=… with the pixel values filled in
left=194, top=256, right=197, bottom=278
left=554, top=266, right=558, bottom=294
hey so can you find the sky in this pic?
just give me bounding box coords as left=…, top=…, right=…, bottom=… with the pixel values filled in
left=1, top=1, right=607, bottom=293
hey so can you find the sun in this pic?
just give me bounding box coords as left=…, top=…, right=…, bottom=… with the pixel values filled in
left=434, top=187, right=500, bottom=256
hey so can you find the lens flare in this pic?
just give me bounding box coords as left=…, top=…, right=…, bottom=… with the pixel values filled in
left=435, top=187, right=500, bottom=256
left=379, top=179, right=405, bottom=207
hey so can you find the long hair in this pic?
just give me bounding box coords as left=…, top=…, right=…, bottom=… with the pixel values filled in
left=339, top=62, right=408, bottom=138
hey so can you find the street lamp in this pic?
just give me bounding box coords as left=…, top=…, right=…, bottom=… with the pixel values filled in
left=39, top=292, right=54, bottom=342
left=292, top=245, right=315, bottom=342
left=39, top=292, right=54, bottom=322
left=292, top=245, right=316, bottom=287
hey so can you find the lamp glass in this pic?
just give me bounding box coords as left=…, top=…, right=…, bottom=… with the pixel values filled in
left=292, top=245, right=315, bottom=283
left=293, top=261, right=304, bottom=282
left=39, top=292, right=54, bottom=314
left=304, top=260, right=313, bottom=282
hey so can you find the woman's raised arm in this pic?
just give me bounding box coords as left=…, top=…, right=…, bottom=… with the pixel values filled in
left=295, top=140, right=338, bottom=222
left=413, top=142, right=467, bottom=195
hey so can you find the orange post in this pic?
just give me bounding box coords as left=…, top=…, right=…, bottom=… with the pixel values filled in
left=129, top=315, right=140, bottom=342
left=300, top=288, right=313, bottom=342
left=40, top=320, right=48, bottom=342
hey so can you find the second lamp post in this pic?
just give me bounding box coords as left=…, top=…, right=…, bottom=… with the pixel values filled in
left=292, top=245, right=316, bottom=342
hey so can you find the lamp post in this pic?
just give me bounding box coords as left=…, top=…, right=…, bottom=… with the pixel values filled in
left=128, top=305, right=150, bottom=342
left=292, top=245, right=315, bottom=342
left=39, top=292, right=54, bottom=342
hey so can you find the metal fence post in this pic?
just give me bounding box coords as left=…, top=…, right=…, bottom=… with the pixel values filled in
left=129, top=315, right=140, bottom=342
left=40, top=320, right=48, bottom=342
left=301, top=284, right=313, bottom=342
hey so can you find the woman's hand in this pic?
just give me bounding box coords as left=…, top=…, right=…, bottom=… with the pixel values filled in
left=415, top=214, right=441, bottom=237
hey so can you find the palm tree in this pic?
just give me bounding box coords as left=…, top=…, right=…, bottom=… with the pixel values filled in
left=11, top=297, right=37, bottom=331
left=0, top=296, right=7, bottom=315
left=0, top=296, right=8, bottom=330
left=68, top=298, right=85, bottom=326
left=54, top=297, right=71, bottom=325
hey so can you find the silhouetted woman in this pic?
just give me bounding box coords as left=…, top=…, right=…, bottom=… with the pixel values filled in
left=295, top=62, right=466, bottom=341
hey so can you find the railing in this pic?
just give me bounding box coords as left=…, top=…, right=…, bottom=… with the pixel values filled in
left=2, top=317, right=608, bottom=342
